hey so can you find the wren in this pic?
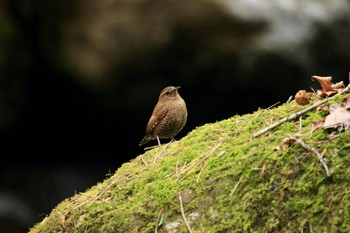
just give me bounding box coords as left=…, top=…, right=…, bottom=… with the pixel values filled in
left=139, top=86, right=187, bottom=146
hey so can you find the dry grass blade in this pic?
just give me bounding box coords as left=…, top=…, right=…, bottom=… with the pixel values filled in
left=179, top=193, right=193, bottom=233
left=177, top=137, right=226, bottom=182
left=155, top=208, right=164, bottom=233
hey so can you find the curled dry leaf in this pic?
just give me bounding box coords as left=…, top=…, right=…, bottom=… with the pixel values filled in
left=294, top=90, right=310, bottom=105
left=332, top=81, right=345, bottom=90
left=311, top=75, right=344, bottom=97
left=311, top=76, right=333, bottom=92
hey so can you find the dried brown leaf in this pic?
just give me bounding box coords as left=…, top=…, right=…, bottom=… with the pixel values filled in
left=316, top=89, right=326, bottom=97
left=309, top=120, right=324, bottom=137
left=332, top=81, right=345, bottom=90
left=323, top=104, right=350, bottom=131
left=324, top=90, right=338, bottom=97
left=311, top=120, right=324, bottom=131
left=311, top=75, right=333, bottom=92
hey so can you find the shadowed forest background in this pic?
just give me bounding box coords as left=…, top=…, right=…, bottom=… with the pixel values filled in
left=1, top=0, right=350, bottom=232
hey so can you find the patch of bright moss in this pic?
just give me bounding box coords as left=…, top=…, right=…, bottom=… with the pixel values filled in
left=30, top=93, right=350, bottom=232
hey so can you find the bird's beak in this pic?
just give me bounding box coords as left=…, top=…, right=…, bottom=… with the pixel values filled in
left=175, top=86, right=181, bottom=90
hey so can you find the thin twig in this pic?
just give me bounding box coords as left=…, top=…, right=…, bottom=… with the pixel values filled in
left=309, top=222, right=314, bottom=233
left=153, top=141, right=173, bottom=164
left=266, top=101, right=281, bottom=109
left=253, top=84, right=350, bottom=138
left=286, top=95, right=293, bottom=103
left=178, top=138, right=226, bottom=182
left=155, top=208, right=164, bottom=233
left=179, top=193, right=193, bottom=233
left=196, top=160, right=209, bottom=183
left=74, top=175, right=122, bottom=210
left=250, top=102, right=281, bottom=122
left=229, top=177, right=242, bottom=196
left=166, top=138, right=225, bottom=180
left=140, top=156, right=148, bottom=165
left=290, top=137, right=331, bottom=176
left=319, top=201, right=333, bottom=225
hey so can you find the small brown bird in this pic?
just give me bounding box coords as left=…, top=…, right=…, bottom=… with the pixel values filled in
left=139, top=86, right=187, bottom=146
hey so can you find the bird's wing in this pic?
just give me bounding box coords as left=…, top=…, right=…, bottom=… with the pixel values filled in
left=145, top=104, right=168, bottom=134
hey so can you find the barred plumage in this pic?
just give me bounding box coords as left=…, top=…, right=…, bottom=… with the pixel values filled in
left=139, top=86, right=187, bottom=146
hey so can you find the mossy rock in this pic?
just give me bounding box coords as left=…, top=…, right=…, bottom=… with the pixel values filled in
left=30, top=92, right=350, bottom=232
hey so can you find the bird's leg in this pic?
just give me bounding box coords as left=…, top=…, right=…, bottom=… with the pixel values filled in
left=144, top=145, right=159, bottom=150
left=156, top=136, right=161, bottom=146
left=143, top=136, right=162, bottom=151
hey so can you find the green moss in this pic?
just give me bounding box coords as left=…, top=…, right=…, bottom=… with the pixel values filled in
left=30, top=93, right=350, bottom=233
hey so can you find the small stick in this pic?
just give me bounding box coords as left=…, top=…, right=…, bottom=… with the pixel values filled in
left=155, top=208, right=164, bottom=233
left=153, top=141, right=173, bottom=164
left=179, top=138, right=225, bottom=182
left=251, top=102, right=281, bottom=121
left=179, top=193, right=193, bottom=233
left=229, top=177, right=242, bottom=196
left=309, top=222, right=314, bottom=233
left=290, top=137, right=331, bottom=176
left=286, top=95, right=293, bottom=103
left=196, top=160, right=209, bottom=183
left=266, top=101, right=281, bottom=109
left=140, top=156, right=148, bottom=165
left=253, top=84, right=350, bottom=138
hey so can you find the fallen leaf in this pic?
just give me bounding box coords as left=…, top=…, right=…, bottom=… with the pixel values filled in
left=311, top=75, right=343, bottom=97
left=323, top=104, right=350, bottom=131
left=309, top=120, right=325, bottom=137
left=311, top=76, right=333, bottom=92
left=332, top=81, right=345, bottom=90
left=311, top=120, right=324, bottom=131
left=324, top=90, right=338, bottom=97
left=294, top=90, right=310, bottom=105
left=329, top=104, right=339, bottom=112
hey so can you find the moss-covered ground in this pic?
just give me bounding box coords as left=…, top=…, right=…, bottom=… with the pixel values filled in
left=30, top=92, right=350, bottom=232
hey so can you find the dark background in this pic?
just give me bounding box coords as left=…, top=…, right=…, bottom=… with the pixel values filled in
left=1, top=0, right=350, bottom=232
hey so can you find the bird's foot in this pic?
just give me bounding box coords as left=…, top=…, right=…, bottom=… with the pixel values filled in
left=143, top=144, right=161, bottom=151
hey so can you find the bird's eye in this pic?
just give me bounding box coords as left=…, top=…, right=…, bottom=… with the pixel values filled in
left=165, top=91, right=170, bottom=95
